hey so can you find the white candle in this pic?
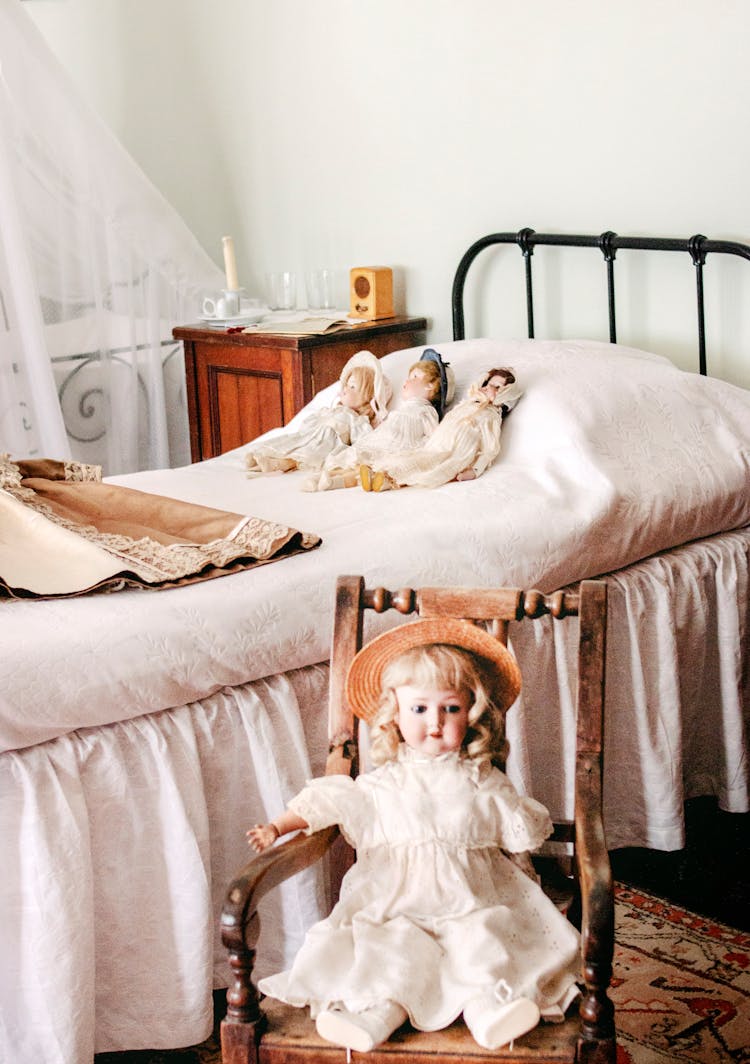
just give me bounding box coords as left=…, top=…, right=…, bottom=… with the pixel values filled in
left=222, top=235, right=239, bottom=291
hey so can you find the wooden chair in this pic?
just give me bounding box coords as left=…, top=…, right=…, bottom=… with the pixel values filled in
left=220, top=576, right=615, bottom=1064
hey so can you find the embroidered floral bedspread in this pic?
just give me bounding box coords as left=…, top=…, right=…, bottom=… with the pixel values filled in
left=1, top=338, right=749, bottom=751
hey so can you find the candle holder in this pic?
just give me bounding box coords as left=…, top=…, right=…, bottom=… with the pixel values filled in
left=202, top=288, right=244, bottom=319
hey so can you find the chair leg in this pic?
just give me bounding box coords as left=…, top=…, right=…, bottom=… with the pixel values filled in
left=576, top=1032, right=617, bottom=1064
left=576, top=966, right=616, bottom=1064
left=221, top=1016, right=265, bottom=1064
left=220, top=943, right=267, bottom=1064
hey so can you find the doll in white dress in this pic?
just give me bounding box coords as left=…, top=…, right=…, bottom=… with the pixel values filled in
left=303, top=349, right=454, bottom=492
left=245, top=350, right=391, bottom=475
left=248, top=619, right=580, bottom=1053
left=359, top=366, right=522, bottom=491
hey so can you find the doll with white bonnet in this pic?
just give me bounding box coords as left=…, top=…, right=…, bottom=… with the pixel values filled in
left=245, top=350, right=391, bottom=475
left=303, top=348, right=454, bottom=492
left=248, top=620, right=580, bottom=1053
left=360, top=366, right=522, bottom=490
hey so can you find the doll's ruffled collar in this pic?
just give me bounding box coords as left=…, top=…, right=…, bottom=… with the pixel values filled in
left=395, top=744, right=487, bottom=784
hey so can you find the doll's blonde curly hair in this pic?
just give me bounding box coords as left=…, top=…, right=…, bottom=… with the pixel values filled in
left=369, top=643, right=509, bottom=769
left=407, top=360, right=441, bottom=402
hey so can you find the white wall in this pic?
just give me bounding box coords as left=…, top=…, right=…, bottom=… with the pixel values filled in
left=26, top=0, right=750, bottom=385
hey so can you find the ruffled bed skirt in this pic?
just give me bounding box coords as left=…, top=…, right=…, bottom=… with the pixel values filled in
left=0, top=667, right=330, bottom=1061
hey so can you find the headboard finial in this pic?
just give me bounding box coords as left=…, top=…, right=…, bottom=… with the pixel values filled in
left=598, top=231, right=618, bottom=262
left=516, top=228, right=536, bottom=258
left=688, top=234, right=707, bottom=267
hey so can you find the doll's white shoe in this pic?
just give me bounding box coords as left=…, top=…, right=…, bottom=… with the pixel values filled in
left=315, top=1000, right=408, bottom=1052
left=463, top=994, right=540, bottom=1050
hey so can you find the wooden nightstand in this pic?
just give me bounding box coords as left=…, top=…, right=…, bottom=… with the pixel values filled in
left=174, top=316, right=428, bottom=461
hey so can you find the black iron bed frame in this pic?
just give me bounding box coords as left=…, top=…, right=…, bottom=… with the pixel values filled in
left=452, top=229, right=750, bottom=375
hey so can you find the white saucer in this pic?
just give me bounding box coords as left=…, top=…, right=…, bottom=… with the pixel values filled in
left=198, top=310, right=266, bottom=327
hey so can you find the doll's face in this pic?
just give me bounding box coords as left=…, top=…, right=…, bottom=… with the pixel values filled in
left=401, top=367, right=433, bottom=402
left=395, top=684, right=471, bottom=757
left=480, top=373, right=507, bottom=400
left=340, top=374, right=368, bottom=410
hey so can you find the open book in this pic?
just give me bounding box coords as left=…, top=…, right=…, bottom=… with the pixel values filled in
left=244, top=312, right=365, bottom=336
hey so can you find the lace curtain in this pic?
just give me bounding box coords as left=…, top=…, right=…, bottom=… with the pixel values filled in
left=0, top=0, right=223, bottom=474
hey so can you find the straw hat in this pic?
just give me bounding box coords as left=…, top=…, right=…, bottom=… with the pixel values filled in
left=346, top=618, right=522, bottom=723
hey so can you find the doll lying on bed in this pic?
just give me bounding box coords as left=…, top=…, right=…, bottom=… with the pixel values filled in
left=245, top=350, right=391, bottom=475
left=247, top=619, right=580, bottom=1052
left=359, top=366, right=522, bottom=491
left=303, top=349, right=454, bottom=492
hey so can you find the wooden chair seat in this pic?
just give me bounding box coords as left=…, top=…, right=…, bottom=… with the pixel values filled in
left=259, top=999, right=582, bottom=1063
left=221, top=577, right=615, bottom=1064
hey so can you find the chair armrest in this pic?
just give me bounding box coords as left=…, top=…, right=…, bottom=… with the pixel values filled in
left=221, top=825, right=338, bottom=1026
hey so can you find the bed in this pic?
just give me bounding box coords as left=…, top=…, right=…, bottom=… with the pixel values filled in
left=1, top=230, right=749, bottom=1064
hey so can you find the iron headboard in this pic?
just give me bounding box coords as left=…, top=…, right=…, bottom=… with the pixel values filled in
left=451, top=229, right=750, bottom=375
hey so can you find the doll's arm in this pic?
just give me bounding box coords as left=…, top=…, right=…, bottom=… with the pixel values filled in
left=246, top=809, right=310, bottom=853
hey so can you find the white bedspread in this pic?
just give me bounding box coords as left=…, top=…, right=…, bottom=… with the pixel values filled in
left=2, top=338, right=749, bottom=751
left=1, top=337, right=749, bottom=1063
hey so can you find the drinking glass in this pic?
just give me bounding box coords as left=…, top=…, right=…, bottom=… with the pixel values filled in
left=265, top=271, right=297, bottom=311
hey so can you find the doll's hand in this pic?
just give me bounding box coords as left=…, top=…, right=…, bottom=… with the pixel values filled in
left=246, top=823, right=280, bottom=852
left=455, top=468, right=476, bottom=482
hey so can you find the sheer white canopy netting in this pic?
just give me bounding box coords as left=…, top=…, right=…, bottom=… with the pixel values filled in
left=0, top=0, right=223, bottom=473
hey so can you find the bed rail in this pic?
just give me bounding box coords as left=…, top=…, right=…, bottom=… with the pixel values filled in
left=452, top=229, right=750, bottom=375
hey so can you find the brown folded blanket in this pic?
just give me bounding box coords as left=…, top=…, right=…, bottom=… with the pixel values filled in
left=0, top=455, right=321, bottom=599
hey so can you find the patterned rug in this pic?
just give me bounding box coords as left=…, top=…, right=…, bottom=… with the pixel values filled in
left=95, top=883, right=750, bottom=1064
left=612, top=885, right=749, bottom=1063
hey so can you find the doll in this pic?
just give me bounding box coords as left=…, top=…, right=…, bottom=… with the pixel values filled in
left=248, top=619, right=580, bottom=1053
left=245, top=350, right=391, bottom=475
left=303, top=349, right=454, bottom=492
left=359, top=366, right=522, bottom=491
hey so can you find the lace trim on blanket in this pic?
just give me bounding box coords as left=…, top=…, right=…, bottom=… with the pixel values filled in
left=1, top=454, right=320, bottom=585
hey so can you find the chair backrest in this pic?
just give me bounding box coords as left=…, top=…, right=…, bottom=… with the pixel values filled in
left=327, top=576, right=606, bottom=802
left=324, top=575, right=614, bottom=1051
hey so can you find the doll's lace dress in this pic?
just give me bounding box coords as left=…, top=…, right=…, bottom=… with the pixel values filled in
left=258, top=747, right=580, bottom=1031
left=322, top=397, right=439, bottom=477
left=376, top=398, right=502, bottom=487
left=374, top=381, right=523, bottom=488
left=245, top=405, right=374, bottom=473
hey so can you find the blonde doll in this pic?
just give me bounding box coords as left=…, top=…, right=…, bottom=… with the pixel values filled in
left=248, top=620, right=580, bottom=1053
left=303, top=349, right=454, bottom=492
left=245, top=350, right=391, bottom=475
left=360, top=366, right=522, bottom=491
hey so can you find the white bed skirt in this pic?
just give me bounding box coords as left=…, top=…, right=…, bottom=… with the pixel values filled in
left=508, top=529, right=749, bottom=849
left=0, top=529, right=747, bottom=1063
left=0, top=669, right=331, bottom=1062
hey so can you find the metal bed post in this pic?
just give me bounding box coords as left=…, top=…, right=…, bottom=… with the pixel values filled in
left=516, top=227, right=536, bottom=339
left=598, top=231, right=618, bottom=344
left=688, top=234, right=708, bottom=377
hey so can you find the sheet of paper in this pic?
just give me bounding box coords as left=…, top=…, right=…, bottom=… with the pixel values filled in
left=246, top=314, right=366, bottom=335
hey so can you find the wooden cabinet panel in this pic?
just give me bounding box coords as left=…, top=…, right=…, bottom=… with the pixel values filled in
left=210, top=366, right=284, bottom=456
left=175, top=316, right=427, bottom=461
